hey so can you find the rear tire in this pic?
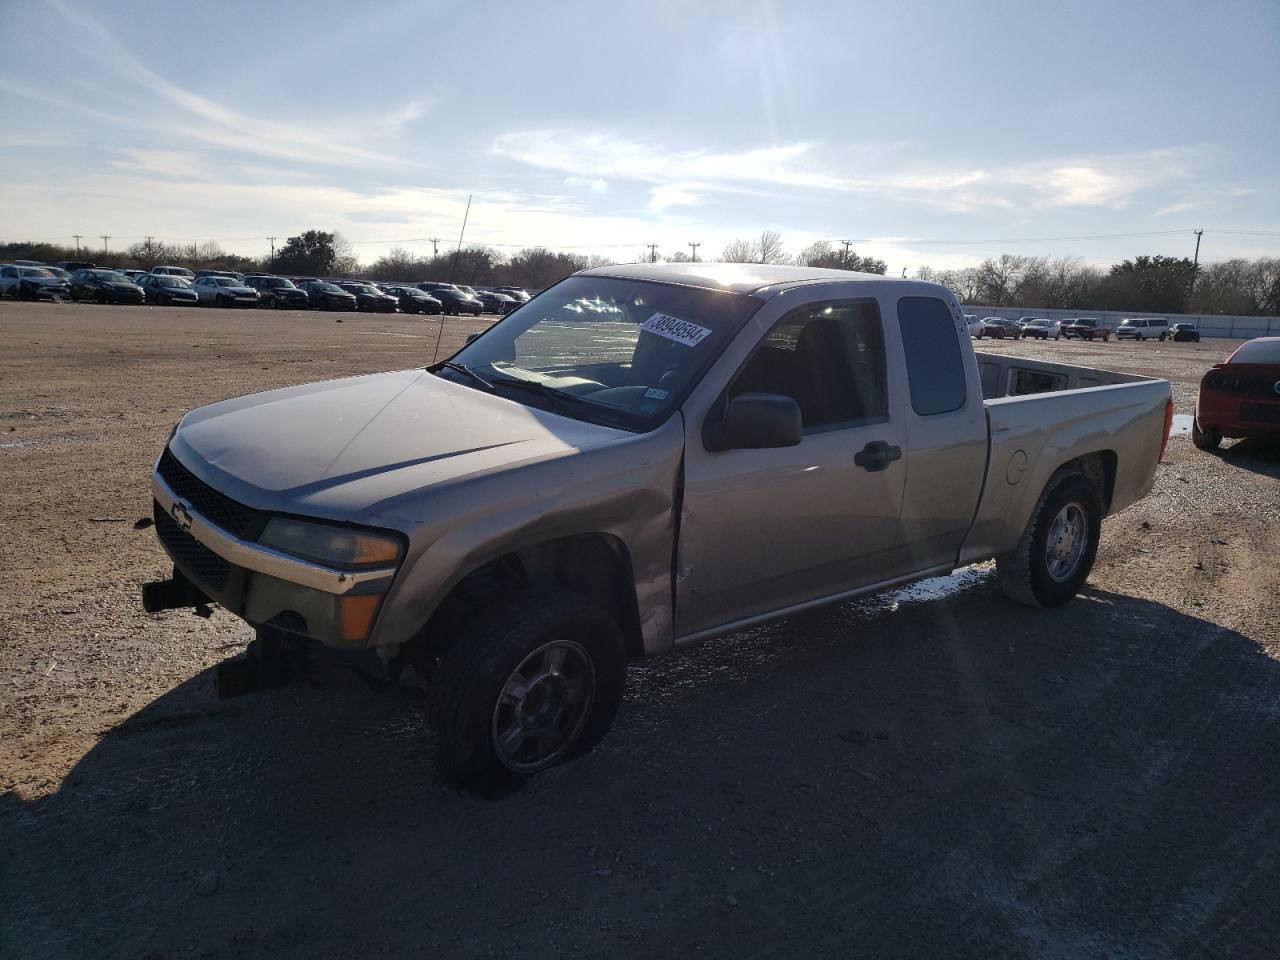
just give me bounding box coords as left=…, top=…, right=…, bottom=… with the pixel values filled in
left=428, top=589, right=626, bottom=791
left=997, top=471, right=1102, bottom=609
left=1192, top=418, right=1221, bottom=450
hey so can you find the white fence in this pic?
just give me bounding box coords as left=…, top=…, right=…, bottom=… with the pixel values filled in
left=962, top=305, right=1280, bottom=340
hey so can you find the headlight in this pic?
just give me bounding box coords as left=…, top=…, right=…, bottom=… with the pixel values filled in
left=259, top=517, right=401, bottom=568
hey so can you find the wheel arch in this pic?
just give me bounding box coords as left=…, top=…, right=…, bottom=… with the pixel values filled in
left=404, top=532, right=645, bottom=670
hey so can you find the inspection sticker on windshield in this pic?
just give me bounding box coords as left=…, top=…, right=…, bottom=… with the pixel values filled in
left=641, top=312, right=712, bottom=347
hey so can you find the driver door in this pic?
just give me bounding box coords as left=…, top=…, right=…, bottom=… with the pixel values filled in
left=676, top=299, right=906, bottom=637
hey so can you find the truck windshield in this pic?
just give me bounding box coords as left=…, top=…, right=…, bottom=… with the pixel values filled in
left=441, top=275, right=760, bottom=429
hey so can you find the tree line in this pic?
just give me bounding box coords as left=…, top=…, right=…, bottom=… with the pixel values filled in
left=919, top=253, right=1280, bottom=316
left=3, top=230, right=1276, bottom=316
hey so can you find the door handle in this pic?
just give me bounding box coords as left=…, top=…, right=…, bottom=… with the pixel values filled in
left=854, top=440, right=902, bottom=472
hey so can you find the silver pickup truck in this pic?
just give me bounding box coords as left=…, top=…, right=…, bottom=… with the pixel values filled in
left=143, top=263, right=1173, bottom=786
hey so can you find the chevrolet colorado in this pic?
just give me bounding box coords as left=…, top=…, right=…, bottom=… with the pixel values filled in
left=143, top=263, right=1173, bottom=785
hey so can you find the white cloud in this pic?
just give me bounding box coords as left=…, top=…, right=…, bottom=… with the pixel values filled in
left=14, top=1, right=426, bottom=170
left=494, top=129, right=1211, bottom=213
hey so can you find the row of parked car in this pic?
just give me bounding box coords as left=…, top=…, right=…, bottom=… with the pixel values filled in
left=0, top=259, right=535, bottom=316
left=963, top=314, right=1202, bottom=343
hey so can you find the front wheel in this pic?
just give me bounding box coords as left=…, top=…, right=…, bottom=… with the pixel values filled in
left=997, top=471, right=1102, bottom=608
left=428, top=590, right=626, bottom=790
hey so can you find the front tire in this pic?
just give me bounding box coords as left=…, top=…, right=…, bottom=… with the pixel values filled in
left=997, top=471, right=1102, bottom=609
left=428, top=590, right=626, bottom=790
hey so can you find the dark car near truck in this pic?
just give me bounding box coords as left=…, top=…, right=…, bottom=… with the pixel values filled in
left=138, top=274, right=199, bottom=306
left=298, top=280, right=358, bottom=311
left=69, top=268, right=145, bottom=304
left=337, top=282, right=399, bottom=313
left=382, top=284, right=443, bottom=314
left=419, top=282, right=483, bottom=315
left=245, top=275, right=311, bottom=309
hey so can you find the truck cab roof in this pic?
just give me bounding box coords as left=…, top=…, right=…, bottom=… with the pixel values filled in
left=579, top=262, right=906, bottom=299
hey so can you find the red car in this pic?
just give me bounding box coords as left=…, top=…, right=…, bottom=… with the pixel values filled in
left=1060, top=317, right=1111, bottom=341
left=1193, top=337, right=1280, bottom=450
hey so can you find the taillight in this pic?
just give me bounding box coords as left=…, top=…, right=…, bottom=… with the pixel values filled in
left=1159, top=398, right=1174, bottom=463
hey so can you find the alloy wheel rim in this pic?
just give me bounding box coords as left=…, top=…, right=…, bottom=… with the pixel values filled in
left=1045, top=502, right=1088, bottom=582
left=491, top=639, right=595, bottom=773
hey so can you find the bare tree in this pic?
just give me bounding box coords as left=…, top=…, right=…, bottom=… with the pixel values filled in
left=757, top=230, right=786, bottom=264
left=721, top=238, right=757, bottom=263
left=795, top=241, right=837, bottom=266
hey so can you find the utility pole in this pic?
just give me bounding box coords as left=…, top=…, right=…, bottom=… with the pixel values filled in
left=841, top=240, right=852, bottom=266
left=647, top=243, right=658, bottom=263
left=901, top=266, right=908, bottom=278
left=1190, top=228, right=1204, bottom=293
left=268, top=236, right=277, bottom=264
left=100, top=235, right=110, bottom=255
left=73, top=234, right=83, bottom=253
left=428, top=238, right=441, bottom=257
left=688, top=242, right=700, bottom=262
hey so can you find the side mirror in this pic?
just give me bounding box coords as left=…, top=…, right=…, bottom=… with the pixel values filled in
left=706, top=393, right=803, bottom=451
left=465, top=333, right=482, bottom=345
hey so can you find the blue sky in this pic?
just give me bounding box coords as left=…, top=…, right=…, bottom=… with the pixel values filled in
left=1, top=0, right=1277, bottom=272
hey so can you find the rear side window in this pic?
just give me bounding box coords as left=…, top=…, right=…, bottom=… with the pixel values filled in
left=731, top=301, right=887, bottom=430
left=898, top=296, right=967, bottom=416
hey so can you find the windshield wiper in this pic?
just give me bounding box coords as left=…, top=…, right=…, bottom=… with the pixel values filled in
left=489, top=376, right=595, bottom=417
left=434, top=361, right=494, bottom=392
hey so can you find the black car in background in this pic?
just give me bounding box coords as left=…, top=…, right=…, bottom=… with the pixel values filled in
left=418, top=282, right=482, bottom=315
left=472, top=290, right=515, bottom=314
left=494, top=286, right=532, bottom=302
left=245, top=275, right=310, bottom=309
left=1170, top=323, right=1201, bottom=342
left=297, top=280, right=357, bottom=311
left=382, top=284, right=443, bottom=314
left=56, top=260, right=96, bottom=273
left=336, top=281, right=399, bottom=312
left=0, top=264, right=71, bottom=300
left=69, top=268, right=145, bottom=304
left=138, top=273, right=199, bottom=306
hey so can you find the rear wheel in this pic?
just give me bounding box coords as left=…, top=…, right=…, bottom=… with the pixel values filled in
left=428, top=589, right=626, bottom=790
left=997, top=471, right=1102, bottom=609
left=1192, top=418, right=1221, bottom=450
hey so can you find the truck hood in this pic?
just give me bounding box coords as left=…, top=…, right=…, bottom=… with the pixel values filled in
left=169, top=369, right=629, bottom=524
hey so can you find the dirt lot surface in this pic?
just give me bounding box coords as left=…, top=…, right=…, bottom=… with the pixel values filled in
left=2, top=300, right=1278, bottom=959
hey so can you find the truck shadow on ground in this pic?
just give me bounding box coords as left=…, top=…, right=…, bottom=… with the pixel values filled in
left=5, top=584, right=1280, bottom=959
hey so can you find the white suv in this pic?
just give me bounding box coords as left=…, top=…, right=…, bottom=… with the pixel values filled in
left=1117, top=317, right=1170, bottom=341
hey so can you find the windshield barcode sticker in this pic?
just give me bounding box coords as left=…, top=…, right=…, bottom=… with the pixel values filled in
left=641, top=312, right=712, bottom=347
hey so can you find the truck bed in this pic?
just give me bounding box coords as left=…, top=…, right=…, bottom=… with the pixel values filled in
left=956, top=351, right=1171, bottom=567
left=975, top=351, right=1148, bottom=400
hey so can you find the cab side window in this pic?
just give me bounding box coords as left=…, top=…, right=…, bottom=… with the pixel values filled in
left=898, top=296, right=967, bottom=416
left=730, top=301, right=887, bottom=430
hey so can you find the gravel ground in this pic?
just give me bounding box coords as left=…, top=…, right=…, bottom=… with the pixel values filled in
left=1, top=300, right=1278, bottom=959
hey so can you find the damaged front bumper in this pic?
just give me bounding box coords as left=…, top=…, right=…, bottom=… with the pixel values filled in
left=146, top=467, right=399, bottom=649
